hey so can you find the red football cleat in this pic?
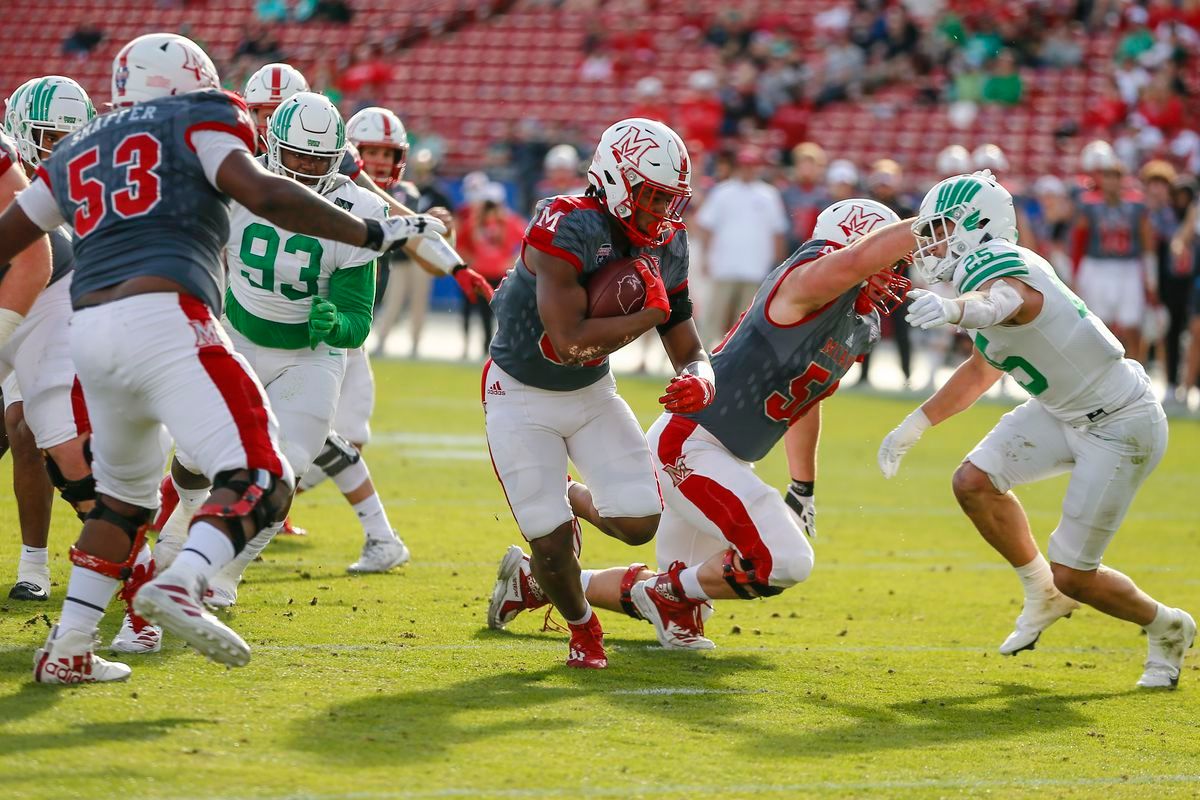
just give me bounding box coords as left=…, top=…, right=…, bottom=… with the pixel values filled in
left=630, top=561, right=715, bottom=651
left=151, top=475, right=177, bottom=532
left=487, top=545, right=549, bottom=629
left=566, top=611, right=608, bottom=669
left=279, top=516, right=307, bottom=536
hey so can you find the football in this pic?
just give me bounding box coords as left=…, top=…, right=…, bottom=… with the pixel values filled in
left=585, top=257, right=647, bottom=318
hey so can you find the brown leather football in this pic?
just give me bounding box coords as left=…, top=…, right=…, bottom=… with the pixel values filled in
left=586, top=257, right=647, bottom=317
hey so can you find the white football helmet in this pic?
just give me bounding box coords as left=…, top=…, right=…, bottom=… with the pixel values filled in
left=243, top=63, right=309, bottom=146
left=346, top=106, right=408, bottom=186
left=813, top=198, right=911, bottom=315
left=266, top=92, right=346, bottom=195
left=935, top=145, right=971, bottom=176
left=5, top=76, right=95, bottom=167
left=112, top=33, right=220, bottom=107
left=1080, top=139, right=1119, bottom=172
left=912, top=171, right=1018, bottom=283
left=971, top=143, right=1009, bottom=173
left=586, top=117, right=691, bottom=247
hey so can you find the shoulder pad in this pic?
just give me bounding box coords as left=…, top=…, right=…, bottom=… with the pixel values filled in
left=184, top=89, right=256, bottom=154
left=955, top=240, right=1030, bottom=294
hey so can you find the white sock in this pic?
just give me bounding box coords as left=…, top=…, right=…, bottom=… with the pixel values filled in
left=1144, top=603, right=1178, bottom=636
left=352, top=493, right=394, bottom=542
left=579, top=569, right=595, bottom=594
left=155, top=482, right=209, bottom=567
left=566, top=602, right=593, bottom=627
left=219, top=522, right=282, bottom=584
left=173, top=521, right=236, bottom=580
left=18, top=546, right=50, bottom=583
left=1013, top=554, right=1056, bottom=599
left=678, top=565, right=710, bottom=601
left=332, top=459, right=370, bottom=495
left=58, top=567, right=119, bottom=637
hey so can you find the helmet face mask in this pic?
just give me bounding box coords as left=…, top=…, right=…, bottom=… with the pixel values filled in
left=5, top=76, right=95, bottom=168
left=912, top=171, right=1017, bottom=284
left=587, top=118, right=691, bottom=247
left=860, top=258, right=913, bottom=316
left=266, top=92, right=346, bottom=195
left=811, top=198, right=911, bottom=315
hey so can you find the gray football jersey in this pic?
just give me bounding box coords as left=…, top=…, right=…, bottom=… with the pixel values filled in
left=686, top=239, right=880, bottom=462
left=1078, top=192, right=1145, bottom=260
left=38, top=90, right=256, bottom=311
left=339, top=145, right=362, bottom=179
left=489, top=195, right=689, bottom=391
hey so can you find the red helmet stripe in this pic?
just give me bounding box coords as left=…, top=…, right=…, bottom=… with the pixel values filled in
left=381, top=115, right=391, bottom=137
left=269, top=67, right=282, bottom=100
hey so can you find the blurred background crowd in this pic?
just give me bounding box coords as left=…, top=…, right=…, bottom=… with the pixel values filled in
left=3, top=0, right=1200, bottom=409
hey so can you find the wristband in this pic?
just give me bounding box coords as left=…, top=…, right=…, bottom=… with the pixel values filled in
left=363, top=218, right=384, bottom=251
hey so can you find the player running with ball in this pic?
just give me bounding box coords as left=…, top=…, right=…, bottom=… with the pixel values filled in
left=483, top=118, right=715, bottom=669
left=878, top=170, right=1194, bottom=688
left=489, top=199, right=914, bottom=651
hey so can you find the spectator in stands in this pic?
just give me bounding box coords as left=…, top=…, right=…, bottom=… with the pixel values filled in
left=235, top=24, right=286, bottom=62
left=676, top=70, right=724, bottom=157
left=255, top=0, right=289, bottom=23
left=630, top=77, right=670, bottom=123
left=1038, top=21, right=1085, bottom=68
left=858, top=159, right=916, bottom=389
left=338, top=43, right=393, bottom=108
left=1173, top=184, right=1200, bottom=405
left=1142, top=160, right=1190, bottom=401
left=694, top=146, right=788, bottom=346
left=1083, top=76, right=1129, bottom=135
left=308, top=0, right=354, bottom=24
left=982, top=49, right=1023, bottom=106
left=1135, top=68, right=1186, bottom=141
left=62, top=22, right=103, bottom=57
left=814, top=27, right=866, bottom=107
left=780, top=142, right=829, bottom=250
left=457, top=185, right=524, bottom=359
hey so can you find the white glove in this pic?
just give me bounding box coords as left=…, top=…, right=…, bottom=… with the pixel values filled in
left=784, top=481, right=816, bottom=540
left=878, top=408, right=931, bottom=479
left=368, top=214, right=448, bottom=252
left=905, top=288, right=962, bottom=330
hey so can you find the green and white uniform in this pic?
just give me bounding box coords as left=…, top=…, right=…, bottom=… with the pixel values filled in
left=188, top=172, right=385, bottom=478
left=956, top=241, right=1167, bottom=571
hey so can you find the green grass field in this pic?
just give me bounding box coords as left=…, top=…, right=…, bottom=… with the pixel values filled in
left=1, top=360, right=1197, bottom=799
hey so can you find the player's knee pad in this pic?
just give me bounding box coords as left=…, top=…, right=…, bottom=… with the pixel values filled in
left=619, top=562, right=649, bottom=620
left=312, top=433, right=361, bottom=477
left=193, top=468, right=286, bottom=553
left=769, top=549, right=814, bottom=589
left=71, top=498, right=153, bottom=580
left=44, top=442, right=96, bottom=520
left=721, top=549, right=785, bottom=599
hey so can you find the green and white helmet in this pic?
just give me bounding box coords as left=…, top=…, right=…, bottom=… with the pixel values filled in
left=265, top=91, right=346, bottom=195
left=4, top=75, right=95, bottom=167
left=912, top=170, right=1017, bottom=283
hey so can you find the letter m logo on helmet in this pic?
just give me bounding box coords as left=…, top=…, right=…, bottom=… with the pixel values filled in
left=611, top=125, right=659, bottom=167
left=837, top=204, right=887, bottom=239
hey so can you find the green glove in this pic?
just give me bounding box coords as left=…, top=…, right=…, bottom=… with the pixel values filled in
left=308, top=297, right=339, bottom=349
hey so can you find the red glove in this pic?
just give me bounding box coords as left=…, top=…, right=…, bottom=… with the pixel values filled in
left=633, top=255, right=670, bottom=319
left=453, top=266, right=494, bottom=304
left=659, top=367, right=716, bottom=413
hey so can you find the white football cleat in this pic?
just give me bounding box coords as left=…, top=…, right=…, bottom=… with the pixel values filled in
left=133, top=568, right=250, bottom=667
left=487, top=544, right=548, bottom=630
left=203, top=573, right=238, bottom=609
left=110, top=612, right=163, bottom=654
left=1137, top=608, right=1197, bottom=689
left=34, top=626, right=132, bottom=684
left=347, top=535, right=410, bottom=574
left=999, top=592, right=1080, bottom=655
left=629, top=574, right=715, bottom=651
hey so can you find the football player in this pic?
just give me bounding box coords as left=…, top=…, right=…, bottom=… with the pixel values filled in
left=2, top=76, right=96, bottom=603
left=879, top=171, right=1194, bottom=688
left=151, top=93, right=410, bottom=615
left=1069, top=145, right=1156, bottom=357
left=483, top=117, right=716, bottom=669
left=0, top=33, right=444, bottom=683
left=488, top=199, right=914, bottom=649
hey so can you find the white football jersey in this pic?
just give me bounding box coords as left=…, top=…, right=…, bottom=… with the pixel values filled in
left=225, top=174, right=386, bottom=326
left=952, top=240, right=1149, bottom=423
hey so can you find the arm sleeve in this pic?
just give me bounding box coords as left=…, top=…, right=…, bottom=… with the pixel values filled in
left=325, top=261, right=376, bottom=348
left=190, top=130, right=251, bottom=188
left=15, top=178, right=66, bottom=231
